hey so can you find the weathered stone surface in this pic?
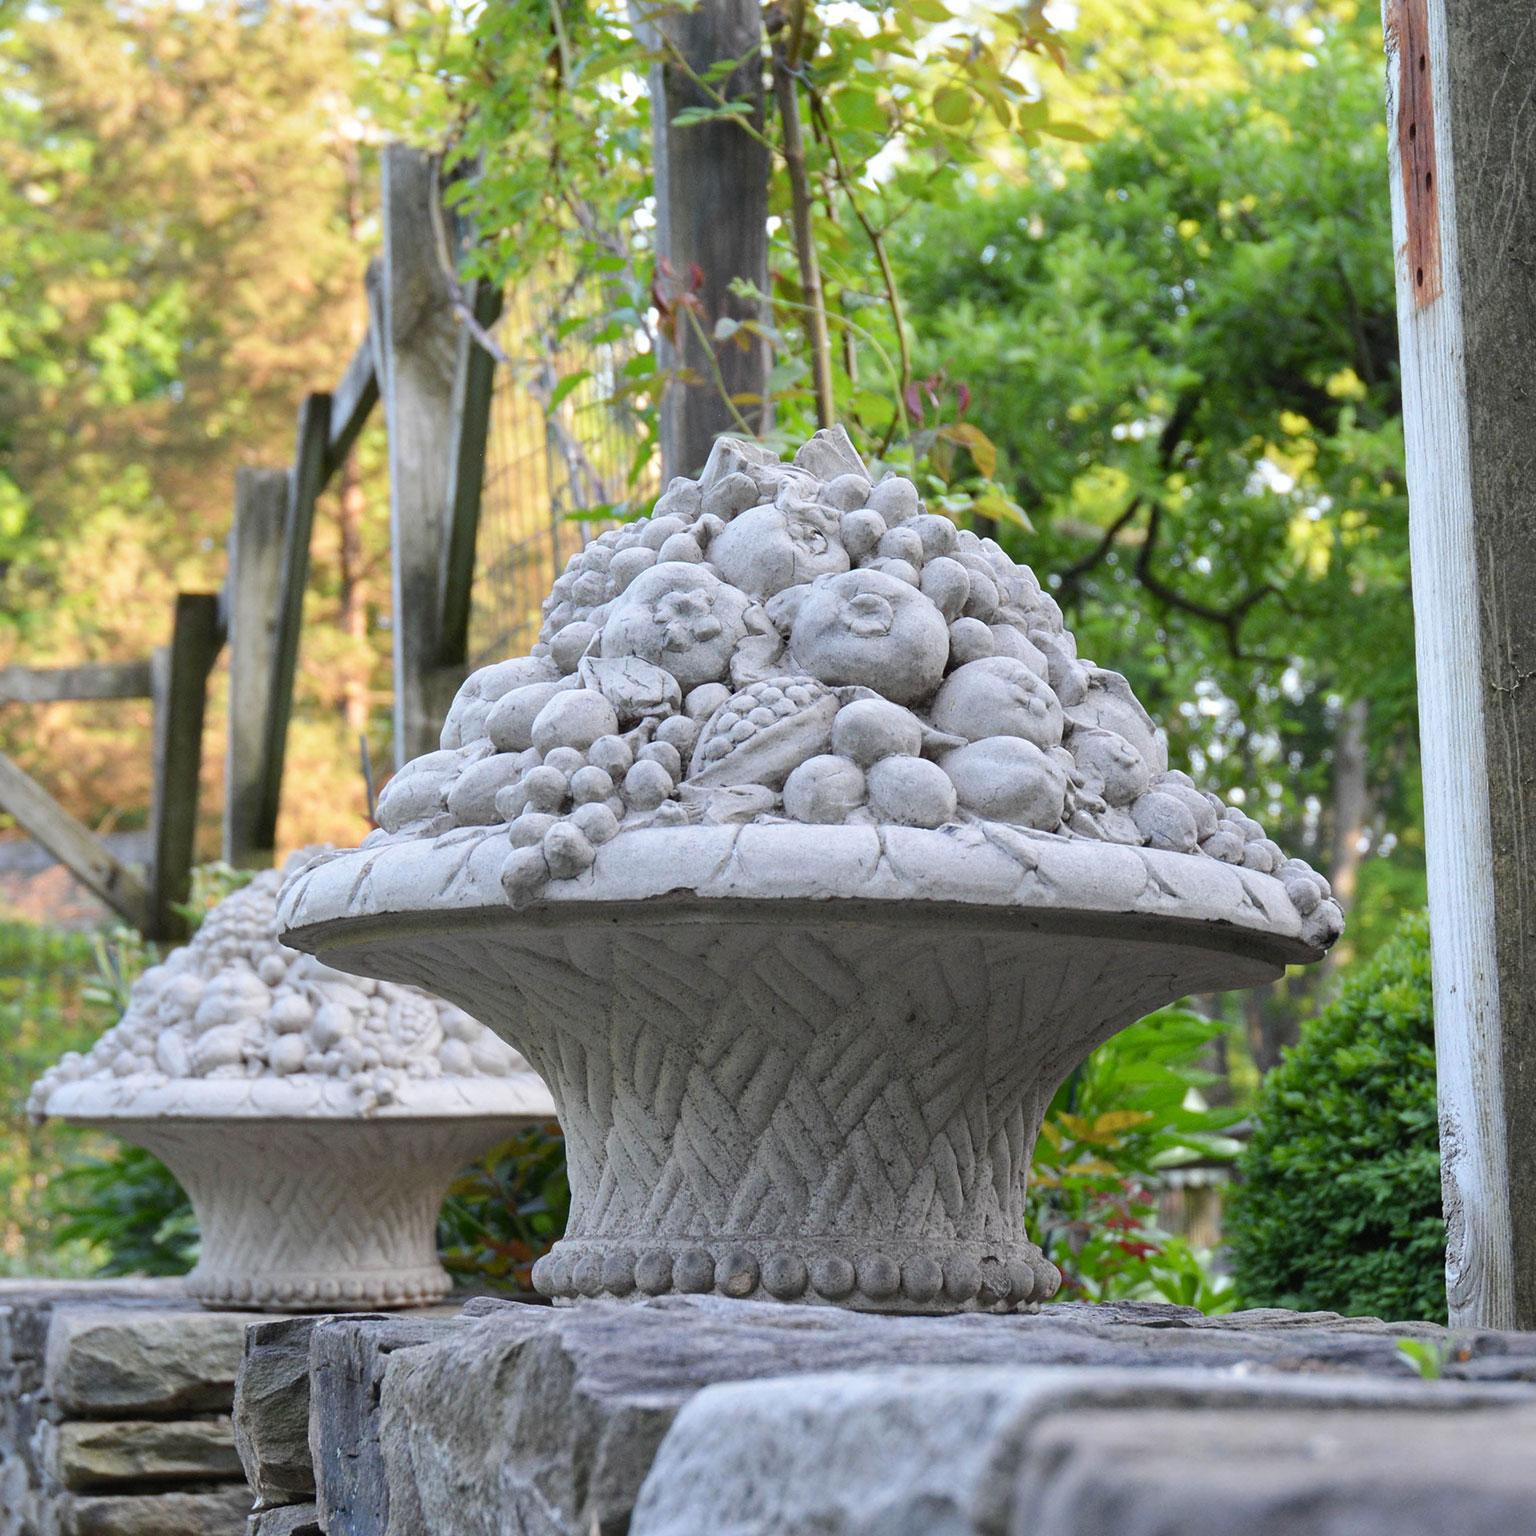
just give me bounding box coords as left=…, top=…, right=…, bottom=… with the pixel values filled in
left=44, top=1415, right=240, bottom=1490
left=1014, top=1403, right=1536, bottom=1536
left=629, top=1366, right=1536, bottom=1536
left=44, top=1306, right=254, bottom=1416
left=234, top=1303, right=471, bottom=1517
left=55, top=1485, right=251, bottom=1536
left=248, top=1503, right=322, bottom=1535
left=380, top=1308, right=663, bottom=1536
left=372, top=1296, right=1536, bottom=1536
left=1, top=1290, right=265, bottom=1536
left=0, top=1283, right=185, bottom=1401
left=235, top=1316, right=324, bottom=1508
left=308, top=1315, right=461, bottom=1536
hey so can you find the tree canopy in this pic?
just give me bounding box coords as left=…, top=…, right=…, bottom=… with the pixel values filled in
left=900, top=24, right=1416, bottom=949
left=0, top=0, right=395, bottom=845
left=0, top=0, right=1417, bottom=980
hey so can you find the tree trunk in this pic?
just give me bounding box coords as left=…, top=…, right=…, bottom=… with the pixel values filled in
left=637, top=0, right=771, bottom=478
left=1328, top=696, right=1371, bottom=914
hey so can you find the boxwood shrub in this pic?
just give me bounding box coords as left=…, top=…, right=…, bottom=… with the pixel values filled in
left=1228, top=911, right=1446, bottom=1322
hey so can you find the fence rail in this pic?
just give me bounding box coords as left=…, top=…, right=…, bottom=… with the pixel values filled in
left=0, top=142, right=654, bottom=938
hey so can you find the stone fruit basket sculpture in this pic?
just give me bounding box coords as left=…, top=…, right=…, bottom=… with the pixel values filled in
left=278, top=428, right=1342, bottom=1316
left=30, top=859, right=555, bottom=1311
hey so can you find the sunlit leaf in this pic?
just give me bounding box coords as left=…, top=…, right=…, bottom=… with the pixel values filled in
left=932, top=86, right=973, bottom=126
left=545, top=369, right=591, bottom=414
left=940, top=421, right=998, bottom=478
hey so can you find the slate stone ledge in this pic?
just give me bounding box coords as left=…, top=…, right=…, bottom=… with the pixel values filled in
left=42, top=1413, right=241, bottom=1491
left=286, top=1295, right=1536, bottom=1536
left=631, top=1367, right=1536, bottom=1536
left=0, top=1283, right=261, bottom=1536
left=248, top=1502, right=323, bottom=1536
left=234, top=1305, right=465, bottom=1514
left=44, top=1303, right=256, bottom=1418
left=52, top=1484, right=253, bottom=1536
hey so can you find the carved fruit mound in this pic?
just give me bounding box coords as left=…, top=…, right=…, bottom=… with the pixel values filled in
left=30, top=862, right=530, bottom=1116
left=367, top=428, right=1340, bottom=949
left=31, top=857, right=554, bottom=1312
left=279, top=428, right=1344, bottom=1318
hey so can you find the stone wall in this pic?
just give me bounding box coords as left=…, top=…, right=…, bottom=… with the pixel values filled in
left=237, top=1294, right=1536, bottom=1536
left=0, top=1280, right=253, bottom=1536
left=11, top=1283, right=1536, bottom=1534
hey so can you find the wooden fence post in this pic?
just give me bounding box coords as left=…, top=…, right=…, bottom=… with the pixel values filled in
left=254, top=394, right=331, bottom=851
left=147, top=592, right=221, bottom=939
left=436, top=278, right=502, bottom=671
left=1383, top=0, right=1536, bottom=1329
left=381, top=144, right=462, bottom=767
left=224, top=467, right=288, bottom=868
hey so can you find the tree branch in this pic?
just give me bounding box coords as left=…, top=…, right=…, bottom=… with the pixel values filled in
left=1054, top=495, right=1143, bottom=607
left=807, top=87, right=912, bottom=405
left=1136, top=502, right=1284, bottom=661
left=770, top=8, right=835, bottom=429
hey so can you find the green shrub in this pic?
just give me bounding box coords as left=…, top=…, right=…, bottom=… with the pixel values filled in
left=438, top=1124, right=570, bottom=1294
left=46, top=1144, right=198, bottom=1276
left=1228, top=911, right=1444, bottom=1322
left=1030, top=1006, right=1243, bottom=1312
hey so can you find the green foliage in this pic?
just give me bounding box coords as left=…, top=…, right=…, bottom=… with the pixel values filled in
left=0, top=921, right=102, bottom=1273
left=23, top=920, right=201, bottom=1276
left=1030, top=1007, right=1242, bottom=1311
left=1396, top=1337, right=1447, bottom=1380
left=437, top=1124, right=570, bottom=1294
left=46, top=1146, right=198, bottom=1277
left=438, top=0, right=1055, bottom=521
left=0, top=0, right=404, bottom=849
left=899, top=24, right=1414, bottom=880
left=1228, top=911, right=1444, bottom=1321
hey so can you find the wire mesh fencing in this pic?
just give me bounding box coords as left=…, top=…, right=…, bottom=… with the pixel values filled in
left=470, top=280, right=657, bottom=668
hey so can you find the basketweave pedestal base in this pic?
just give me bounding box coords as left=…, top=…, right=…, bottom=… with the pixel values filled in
left=74, top=1115, right=524, bottom=1312
left=282, top=828, right=1312, bottom=1317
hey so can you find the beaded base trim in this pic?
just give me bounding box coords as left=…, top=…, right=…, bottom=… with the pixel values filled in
left=533, top=1238, right=1060, bottom=1315
left=187, top=1261, right=450, bottom=1312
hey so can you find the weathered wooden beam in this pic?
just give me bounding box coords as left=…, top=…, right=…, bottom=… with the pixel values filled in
left=0, top=661, right=154, bottom=704
left=636, top=0, right=770, bottom=476
left=325, top=332, right=379, bottom=484
left=0, top=753, right=151, bottom=929
left=1383, top=0, right=1536, bottom=1330
left=147, top=593, right=221, bottom=940
left=254, top=394, right=331, bottom=851
left=224, top=468, right=288, bottom=868
left=380, top=144, right=462, bottom=766
left=365, top=258, right=389, bottom=396
left=435, top=279, right=503, bottom=670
